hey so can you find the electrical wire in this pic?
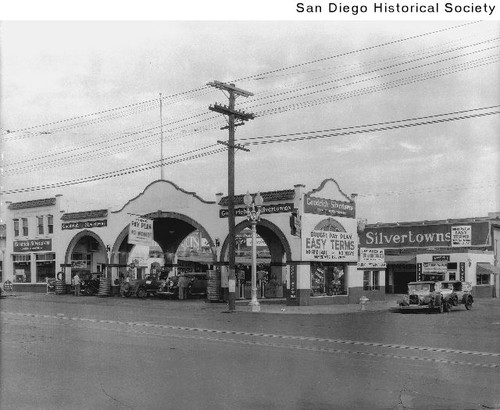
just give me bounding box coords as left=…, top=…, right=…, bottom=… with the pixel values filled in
left=5, top=39, right=496, bottom=173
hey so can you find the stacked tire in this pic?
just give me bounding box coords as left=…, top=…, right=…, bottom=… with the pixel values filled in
left=97, top=277, right=111, bottom=297
left=207, top=270, right=221, bottom=302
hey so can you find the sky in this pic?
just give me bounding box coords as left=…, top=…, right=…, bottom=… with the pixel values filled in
left=1, top=8, right=499, bottom=225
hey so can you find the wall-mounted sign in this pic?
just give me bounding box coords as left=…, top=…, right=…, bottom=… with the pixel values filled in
left=360, top=222, right=489, bottom=249
left=459, top=262, right=466, bottom=281
left=422, top=262, right=448, bottom=275
left=301, top=214, right=358, bottom=262
left=357, top=248, right=387, bottom=269
left=62, top=220, right=107, bottom=230
left=432, top=255, right=450, bottom=261
left=219, top=203, right=293, bottom=218
left=128, top=216, right=154, bottom=246
left=451, top=225, right=472, bottom=247
left=14, top=239, right=52, bottom=252
left=304, top=195, right=355, bottom=218
left=289, top=265, right=297, bottom=300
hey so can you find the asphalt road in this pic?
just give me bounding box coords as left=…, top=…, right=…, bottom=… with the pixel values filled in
left=1, top=294, right=500, bottom=410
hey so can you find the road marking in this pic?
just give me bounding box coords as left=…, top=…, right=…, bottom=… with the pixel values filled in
left=2, top=311, right=500, bottom=365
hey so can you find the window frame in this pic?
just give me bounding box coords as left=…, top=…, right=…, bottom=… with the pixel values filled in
left=363, top=270, right=380, bottom=291
left=13, top=219, right=20, bottom=237
left=22, top=218, right=29, bottom=236
left=47, top=214, right=54, bottom=234
left=37, top=215, right=44, bottom=235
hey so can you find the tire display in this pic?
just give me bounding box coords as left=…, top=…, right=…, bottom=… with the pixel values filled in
left=97, top=277, right=111, bottom=297
left=207, top=270, right=221, bottom=302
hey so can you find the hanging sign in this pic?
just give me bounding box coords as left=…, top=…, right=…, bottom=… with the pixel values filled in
left=128, top=216, right=154, bottom=246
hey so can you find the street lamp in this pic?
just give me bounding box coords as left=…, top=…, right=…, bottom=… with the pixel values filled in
left=244, top=191, right=264, bottom=312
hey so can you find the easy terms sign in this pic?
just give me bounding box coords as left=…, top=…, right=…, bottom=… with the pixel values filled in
left=301, top=214, right=358, bottom=262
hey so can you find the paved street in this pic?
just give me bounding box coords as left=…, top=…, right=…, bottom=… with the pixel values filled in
left=1, top=293, right=500, bottom=410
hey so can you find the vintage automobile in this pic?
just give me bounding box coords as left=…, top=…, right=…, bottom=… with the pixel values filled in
left=157, top=272, right=208, bottom=299
left=120, top=272, right=168, bottom=298
left=80, top=273, right=101, bottom=296
left=440, top=280, right=473, bottom=311
left=398, top=281, right=447, bottom=313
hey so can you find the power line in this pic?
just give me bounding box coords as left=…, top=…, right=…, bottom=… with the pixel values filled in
left=2, top=22, right=480, bottom=141
left=237, top=106, right=500, bottom=144
left=5, top=40, right=496, bottom=173
left=232, top=22, right=480, bottom=83
left=1, top=144, right=226, bottom=195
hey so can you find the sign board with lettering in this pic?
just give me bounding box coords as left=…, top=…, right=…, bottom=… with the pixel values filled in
left=301, top=214, right=358, bottom=262
left=451, top=225, right=472, bottom=247
left=219, top=203, right=293, bottom=218
left=62, top=220, right=107, bottom=230
left=422, top=261, right=447, bottom=275
left=128, top=216, right=154, bottom=246
left=357, top=248, right=386, bottom=269
left=360, top=222, right=489, bottom=249
left=304, top=195, right=355, bottom=218
left=14, top=239, right=52, bottom=252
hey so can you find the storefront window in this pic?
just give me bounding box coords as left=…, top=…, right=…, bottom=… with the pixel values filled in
left=477, top=273, right=490, bottom=285
left=363, top=271, right=380, bottom=291
left=13, top=254, right=31, bottom=283
left=36, top=253, right=55, bottom=283
left=311, top=262, right=346, bottom=296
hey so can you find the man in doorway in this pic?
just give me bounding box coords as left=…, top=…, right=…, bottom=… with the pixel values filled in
left=73, top=273, right=81, bottom=296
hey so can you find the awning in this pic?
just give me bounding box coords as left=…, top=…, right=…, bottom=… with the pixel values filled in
left=477, top=263, right=500, bottom=275
left=384, top=255, right=416, bottom=264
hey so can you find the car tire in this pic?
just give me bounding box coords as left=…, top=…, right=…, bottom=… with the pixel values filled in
left=437, top=302, right=444, bottom=313
left=465, top=297, right=473, bottom=310
left=137, top=288, right=147, bottom=298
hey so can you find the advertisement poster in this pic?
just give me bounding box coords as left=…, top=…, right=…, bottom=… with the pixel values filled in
left=128, top=216, right=154, bottom=246
left=357, top=248, right=387, bottom=269
left=301, top=214, right=358, bottom=262
left=451, top=225, right=472, bottom=247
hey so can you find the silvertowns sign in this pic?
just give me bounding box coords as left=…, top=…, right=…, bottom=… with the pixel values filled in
left=360, top=222, right=490, bottom=249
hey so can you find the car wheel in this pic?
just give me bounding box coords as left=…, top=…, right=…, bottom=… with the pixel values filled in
left=465, top=297, right=473, bottom=310
left=137, top=288, right=147, bottom=298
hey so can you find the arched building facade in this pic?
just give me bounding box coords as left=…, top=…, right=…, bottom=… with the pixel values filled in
left=4, top=178, right=375, bottom=305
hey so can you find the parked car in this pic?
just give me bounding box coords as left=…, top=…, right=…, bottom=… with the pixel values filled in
left=121, top=272, right=168, bottom=298
left=398, top=281, right=446, bottom=313
left=440, top=280, right=473, bottom=311
left=157, top=272, right=208, bottom=299
left=80, top=273, right=101, bottom=296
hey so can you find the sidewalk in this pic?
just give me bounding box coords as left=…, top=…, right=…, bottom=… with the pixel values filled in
left=1, top=290, right=404, bottom=315
left=236, top=296, right=402, bottom=314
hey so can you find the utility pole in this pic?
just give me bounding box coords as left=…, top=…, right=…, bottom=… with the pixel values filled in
left=159, top=93, right=165, bottom=180
left=208, top=81, right=254, bottom=311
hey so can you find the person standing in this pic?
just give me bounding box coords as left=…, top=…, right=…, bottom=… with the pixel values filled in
left=73, top=273, right=81, bottom=296
left=178, top=273, right=187, bottom=300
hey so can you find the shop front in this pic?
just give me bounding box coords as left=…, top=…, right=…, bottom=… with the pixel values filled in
left=360, top=217, right=498, bottom=298
left=295, top=179, right=366, bottom=305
